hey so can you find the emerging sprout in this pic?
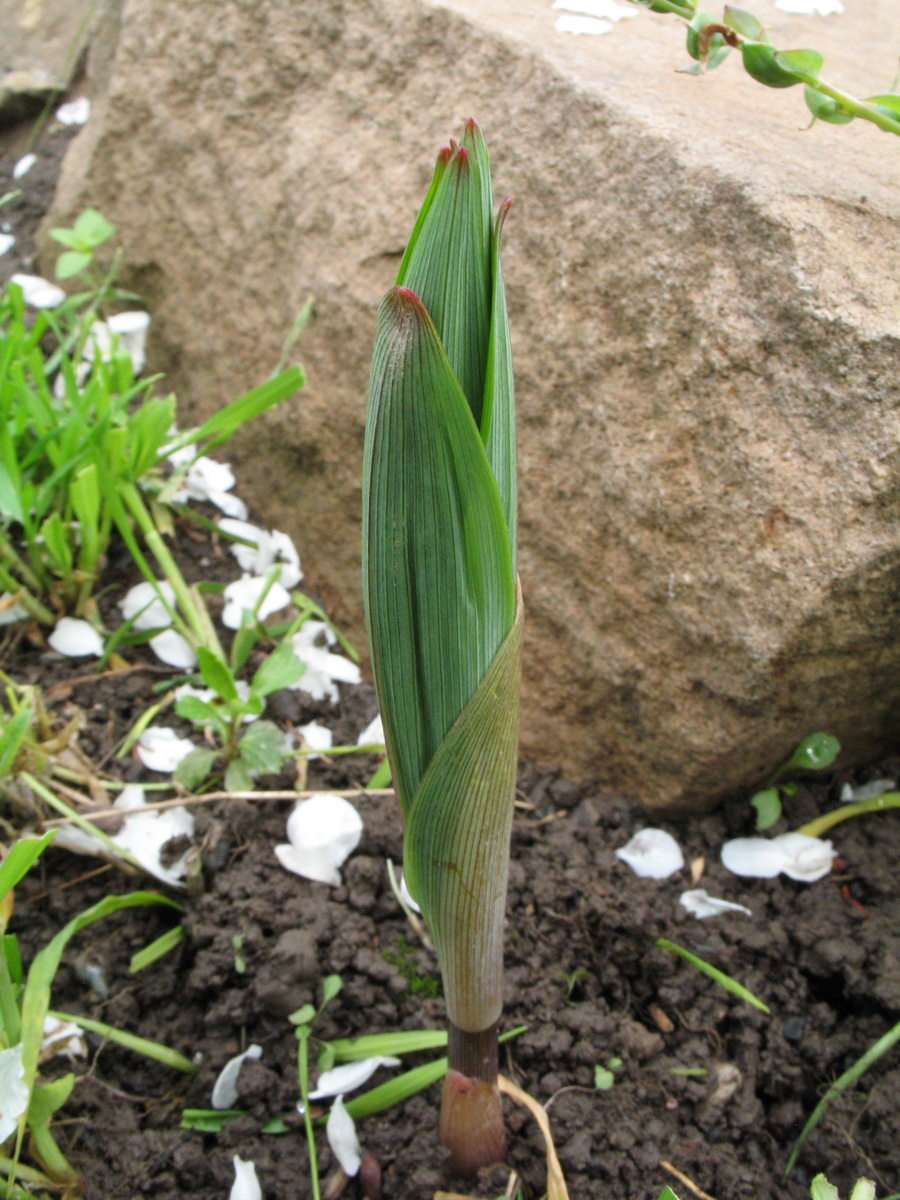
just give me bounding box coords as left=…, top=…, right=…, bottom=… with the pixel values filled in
left=362, top=120, right=520, bottom=1173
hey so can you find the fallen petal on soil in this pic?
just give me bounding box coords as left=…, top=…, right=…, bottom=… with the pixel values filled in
left=326, top=1096, right=362, bottom=1176
left=679, top=888, right=752, bottom=919
left=721, top=832, right=834, bottom=882
left=48, top=617, right=104, bottom=658
left=275, top=794, right=363, bottom=886
left=309, top=1056, right=401, bottom=1100
left=229, top=1156, right=262, bottom=1200
left=212, top=1044, right=262, bottom=1109
left=137, top=727, right=197, bottom=773
left=616, top=828, right=684, bottom=879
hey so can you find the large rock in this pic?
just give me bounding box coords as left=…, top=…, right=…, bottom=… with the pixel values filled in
left=44, top=0, right=900, bottom=811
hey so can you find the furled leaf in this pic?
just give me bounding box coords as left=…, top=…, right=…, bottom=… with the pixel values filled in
left=362, top=287, right=515, bottom=819
left=404, top=587, right=522, bottom=1032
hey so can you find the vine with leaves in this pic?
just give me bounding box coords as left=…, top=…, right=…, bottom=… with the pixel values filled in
left=631, top=1, right=900, bottom=137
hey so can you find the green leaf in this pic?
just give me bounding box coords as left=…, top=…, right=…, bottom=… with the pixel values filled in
left=810, top=1177, right=841, bottom=1200
left=723, top=6, right=762, bottom=39
left=72, top=208, right=116, bottom=248
left=181, top=1108, right=244, bottom=1131
left=0, top=834, right=55, bottom=903
left=404, top=588, right=523, bottom=1031
left=0, top=709, right=34, bottom=779
left=362, top=287, right=515, bottom=820
left=224, top=758, right=254, bottom=792
left=27, top=1075, right=75, bottom=1127
left=805, top=86, right=854, bottom=125
left=774, top=48, right=824, bottom=84
left=238, top=720, right=286, bottom=775
left=741, top=41, right=805, bottom=88
left=786, top=732, right=840, bottom=773
left=48, top=227, right=85, bottom=250
left=656, top=937, right=770, bottom=1013
left=18, top=891, right=180, bottom=1131
left=594, top=1065, right=615, bottom=1090
left=197, top=646, right=238, bottom=702
left=174, top=694, right=227, bottom=730
left=173, top=746, right=218, bottom=790
left=250, top=640, right=305, bottom=697
left=320, top=974, right=342, bottom=1008
left=55, top=250, right=92, bottom=280
left=129, top=924, right=185, bottom=972
left=750, top=786, right=782, bottom=831
left=395, top=121, right=493, bottom=428
left=187, top=366, right=304, bottom=452
left=656, top=1189, right=682, bottom=1200
left=866, top=92, right=900, bottom=119
left=48, top=1009, right=195, bottom=1072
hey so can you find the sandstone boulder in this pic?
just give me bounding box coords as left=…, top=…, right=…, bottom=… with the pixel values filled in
left=43, top=0, right=900, bottom=810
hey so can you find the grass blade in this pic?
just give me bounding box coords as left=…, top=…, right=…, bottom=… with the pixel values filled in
left=656, top=937, right=771, bottom=1014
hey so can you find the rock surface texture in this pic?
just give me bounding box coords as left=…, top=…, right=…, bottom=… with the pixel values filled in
left=42, top=0, right=900, bottom=811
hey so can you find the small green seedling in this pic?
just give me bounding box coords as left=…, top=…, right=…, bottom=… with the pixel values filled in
left=593, top=1057, right=622, bottom=1090
left=750, top=732, right=840, bottom=830
left=811, top=1175, right=876, bottom=1200
left=173, top=638, right=305, bottom=791
left=231, top=935, right=247, bottom=975
left=49, top=208, right=116, bottom=281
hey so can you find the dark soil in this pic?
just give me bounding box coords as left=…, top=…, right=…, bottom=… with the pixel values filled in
left=2, top=103, right=899, bottom=1200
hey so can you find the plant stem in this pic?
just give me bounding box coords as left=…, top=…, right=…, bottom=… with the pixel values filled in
left=440, top=1019, right=506, bottom=1175
left=807, top=81, right=900, bottom=135
left=797, top=792, right=900, bottom=838
left=297, top=1026, right=321, bottom=1200
left=0, top=949, right=20, bottom=1045
left=27, top=1122, right=79, bottom=1186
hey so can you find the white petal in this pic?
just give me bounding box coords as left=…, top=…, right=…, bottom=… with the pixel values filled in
left=0, top=594, right=29, bottom=626
left=679, top=889, right=753, bottom=919
left=41, top=1017, right=86, bottom=1060
left=55, top=97, right=90, bottom=125
left=772, top=832, right=835, bottom=882
left=149, top=628, right=197, bottom=668
left=297, top=720, right=333, bottom=759
left=552, top=0, right=635, bottom=18
left=268, top=530, right=302, bottom=588
left=166, top=441, right=197, bottom=468
left=120, top=580, right=176, bottom=630
left=136, top=727, right=196, bottom=773
left=48, top=617, right=104, bottom=658
left=230, top=1156, right=262, bottom=1200
left=222, top=575, right=291, bottom=629
left=310, top=1055, right=401, bottom=1101
left=112, top=805, right=195, bottom=887
left=357, top=714, right=384, bottom=746
left=10, top=273, right=66, bottom=309
left=114, top=783, right=147, bottom=812
left=843, top=778, right=895, bottom=802
left=554, top=14, right=613, bottom=34
left=182, top=456, right=236, bottom=500
left=0, top=1044, right=29, bottom=1143
left=615, top=829, right=684, bottom=879
left=275, top=794, right=362, bottom=886
left=326, top=1096, right=361, bottom=1177
left=211, top=1044, right=262, bottom=1109
left=399, top=871, right=421, bottom=914
left=208, top=489, right=248, bottom=519
left=775, top=0, right=842, bottom=12
left=107, top=310, right=150, bottom=373
left=0, top=234, right=14, bottom=257
left=721, top=833, right=834, bottom=882
left=12, top=153, right=36, bottom=180
left=230, top=1157, right=262, bottom=1200
left=217, top=519, right=270, bottom=574
left=720, top=837, right=789, bottom=879
left=291, top=666, right=338, bottom=705
left=83, top=319, right=113, bottom=362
